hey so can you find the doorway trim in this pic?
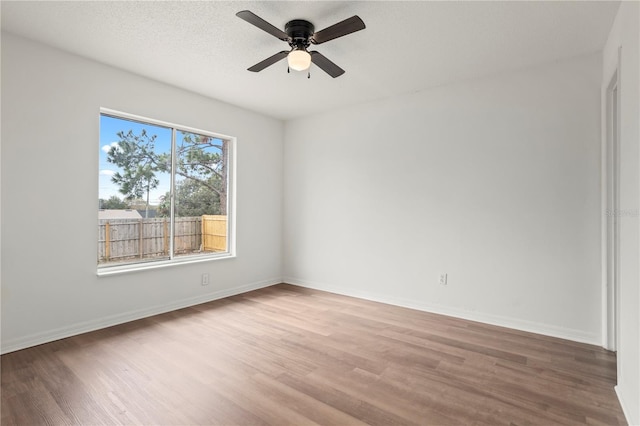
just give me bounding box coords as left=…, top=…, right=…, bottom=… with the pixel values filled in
left=601, top=47, right=621, bottom=352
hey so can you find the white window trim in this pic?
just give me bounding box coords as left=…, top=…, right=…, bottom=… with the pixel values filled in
left=97, top=108, right=237, bottom=276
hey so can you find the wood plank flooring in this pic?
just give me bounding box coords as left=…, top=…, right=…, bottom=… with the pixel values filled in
left=1, top=284, right=626, bottom=425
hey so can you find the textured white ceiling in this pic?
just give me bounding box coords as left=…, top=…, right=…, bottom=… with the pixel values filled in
left=1, top=1, right=620, bottom=120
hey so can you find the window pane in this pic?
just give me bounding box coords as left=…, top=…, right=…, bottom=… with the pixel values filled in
left=172, top=131, right=229, bottom=257
left=98, top=111, right=233, bottom=271
left=98, top=115, right=172, bottom=266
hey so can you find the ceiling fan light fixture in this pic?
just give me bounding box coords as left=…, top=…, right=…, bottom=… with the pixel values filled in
left=236, top=11, right=364, bottom=78
left=287, top=49, right=311, bottom=71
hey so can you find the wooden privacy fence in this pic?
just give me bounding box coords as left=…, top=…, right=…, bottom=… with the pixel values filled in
left=201, top=215, right=227, bottom=252
left=98, top=216, right=227, bottom=264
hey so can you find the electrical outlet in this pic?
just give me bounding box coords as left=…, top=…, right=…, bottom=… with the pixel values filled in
left=439, top=273, right=447, bottom=286
left=201, top=273, right=210, bottom=286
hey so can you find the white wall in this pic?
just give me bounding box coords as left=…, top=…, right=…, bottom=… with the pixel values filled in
left=284, top=52, right=603, bottom=344
left=0, top=33, right=284, bottom=353
left=602, top=2, right=640, bottom=424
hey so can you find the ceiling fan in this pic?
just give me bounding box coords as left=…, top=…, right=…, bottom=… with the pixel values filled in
left=236, top=10, right=366, bottom=78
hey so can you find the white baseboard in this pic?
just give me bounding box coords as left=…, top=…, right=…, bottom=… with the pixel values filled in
left=283, top=277, right=600, bottom=346
left=615, top=385, right=635, bottom=426
left=1, top=278, right=281, bottom=355
left=3, top=276, right=601, bottom=355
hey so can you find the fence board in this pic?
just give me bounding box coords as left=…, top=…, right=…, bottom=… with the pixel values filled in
left=174, top=217, right=200, bottom=255
left=202, top=215, right=227, bottom=252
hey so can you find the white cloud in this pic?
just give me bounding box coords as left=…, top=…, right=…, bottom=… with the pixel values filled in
left=99, top=169, right=116, bottom=176
left=101, top=141, right=121, bottom=154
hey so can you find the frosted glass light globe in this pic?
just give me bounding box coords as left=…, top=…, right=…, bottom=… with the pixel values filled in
left=288, top=50, right=311, bottom=71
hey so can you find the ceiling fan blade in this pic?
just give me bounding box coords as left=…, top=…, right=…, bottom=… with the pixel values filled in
left=236, top=10, right=289, bottom=41
left=310, top=51, right=345, bottom=78
left=311, top=15, right=365, bottom=44
left=247, top=51, right=289, bottom=72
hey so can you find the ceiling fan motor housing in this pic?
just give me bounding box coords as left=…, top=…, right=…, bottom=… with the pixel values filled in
left=285, top=20, right=314, bottom=48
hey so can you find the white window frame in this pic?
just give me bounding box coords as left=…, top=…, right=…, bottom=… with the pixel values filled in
left=97, top=108, right=236, bottom=276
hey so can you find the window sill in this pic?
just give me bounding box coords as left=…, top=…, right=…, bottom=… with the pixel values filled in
left=97, top=252, right=236, bottom=277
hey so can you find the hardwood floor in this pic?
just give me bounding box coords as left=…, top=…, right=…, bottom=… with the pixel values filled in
left=1, top=284, right=626, bottom=425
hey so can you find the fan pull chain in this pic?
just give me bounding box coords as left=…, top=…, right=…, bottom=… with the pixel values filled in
left=308, top=71, right=311, bottom=79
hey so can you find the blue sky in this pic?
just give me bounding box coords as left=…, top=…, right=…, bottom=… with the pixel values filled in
left=99, top=115, right=172, bottom=205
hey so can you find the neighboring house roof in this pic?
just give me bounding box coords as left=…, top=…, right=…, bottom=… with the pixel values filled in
left=137, top=209, right=157, bottom=219
left=98, top=209, right=143, bottom=220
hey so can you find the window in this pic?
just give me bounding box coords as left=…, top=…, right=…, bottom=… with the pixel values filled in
left=98, top=110, right=234, bottom=273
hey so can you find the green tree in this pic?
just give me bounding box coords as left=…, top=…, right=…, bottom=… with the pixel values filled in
left=157, top=178, right=221, bottom=217
left=106, top=129, right=162, bottom=218
left=108, top=129, right=228, bottom=219
left=99, top=195, right=127, bottom=209
left=172, top=133, right=228, bottom=215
